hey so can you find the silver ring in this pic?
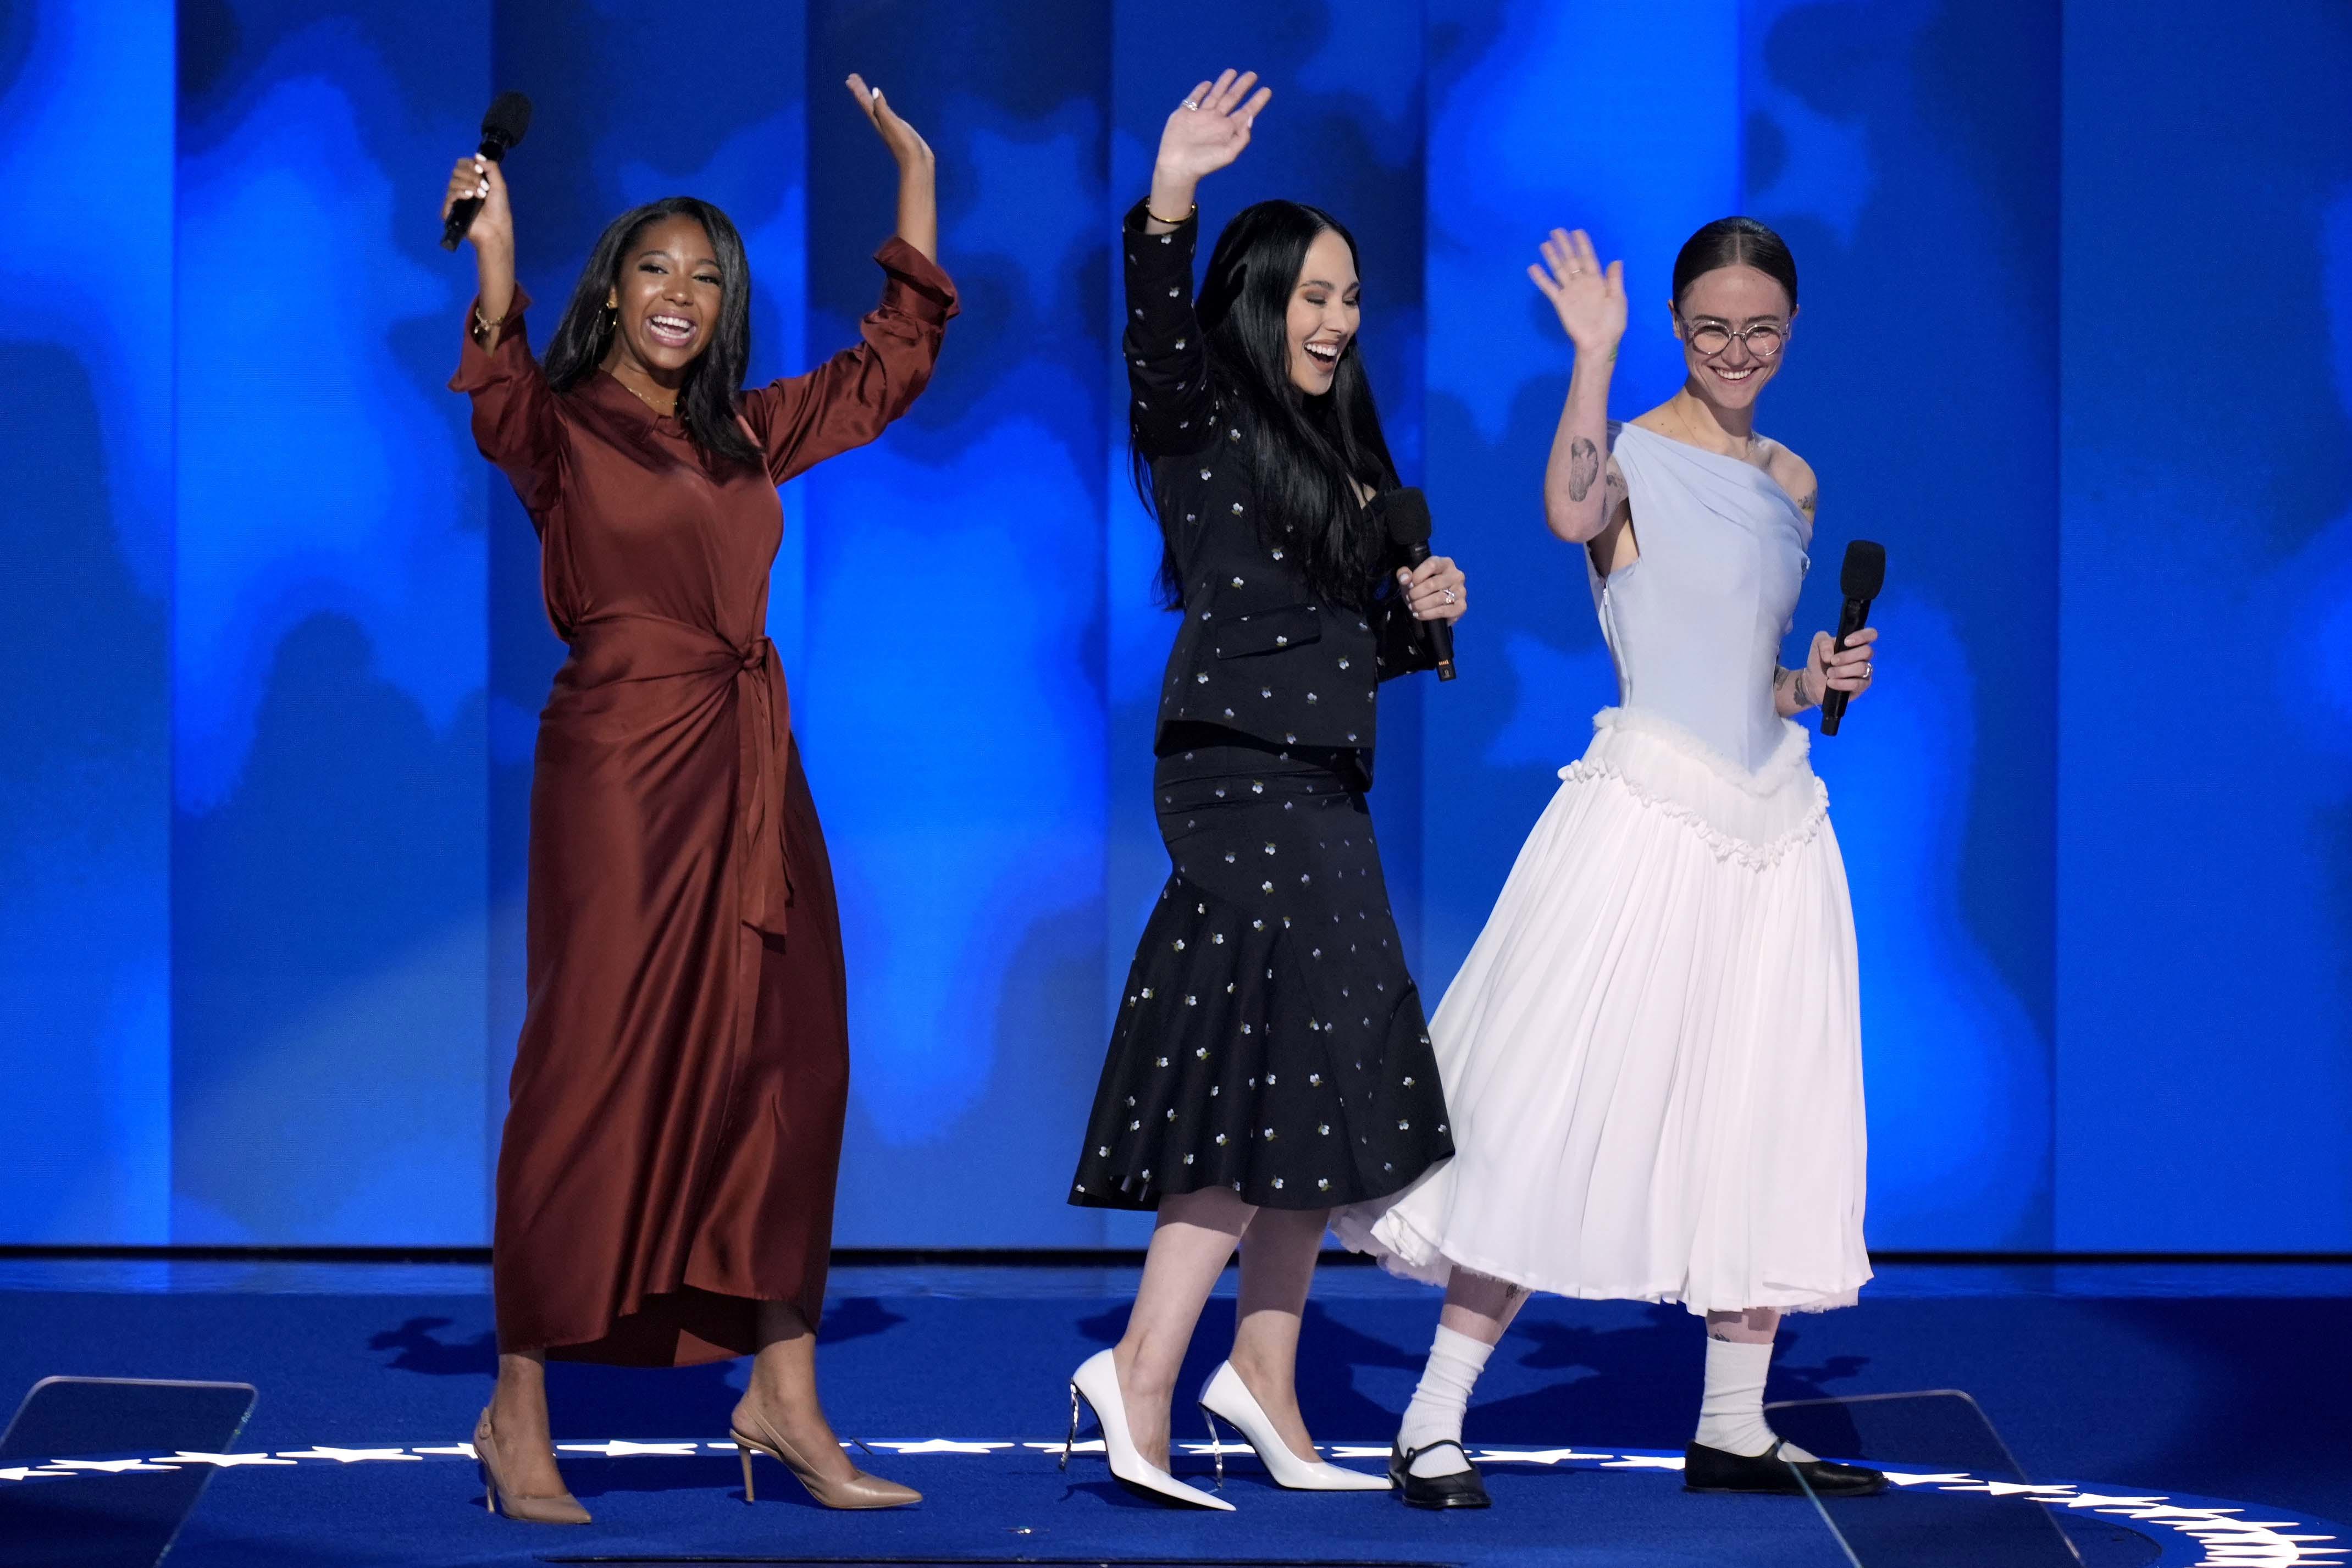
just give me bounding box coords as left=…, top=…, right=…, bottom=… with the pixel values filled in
left=1442, top=588, right=1456, bottom=603
left=1862, top=663, right=1873, bottom=680
left=1182, top=98, right=1199, bottom=110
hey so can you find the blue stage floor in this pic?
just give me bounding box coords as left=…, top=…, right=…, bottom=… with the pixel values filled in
left=1, top=1259, right=2344, bottom=1566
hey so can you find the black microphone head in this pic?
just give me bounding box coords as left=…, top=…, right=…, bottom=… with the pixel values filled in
left=1840, top=539, right=1886, bottom=600
left=1373, top=486, right=1432, bottom=550
left=482, top=92, right=533, bottom=151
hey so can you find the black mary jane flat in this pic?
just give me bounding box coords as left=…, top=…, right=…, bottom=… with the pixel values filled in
left=1389, top=1438, right=1492, bottom=1509
left=1684, top=1439, right=1888, bottom=1497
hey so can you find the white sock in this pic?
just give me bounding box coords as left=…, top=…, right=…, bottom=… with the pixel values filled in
left=1397, top=1326, right=1491, bottom=1478
left=1694, top=1337, right=1814, bottom=1461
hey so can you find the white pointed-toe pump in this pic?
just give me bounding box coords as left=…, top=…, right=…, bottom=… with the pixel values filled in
left=1197, top=1361, right=1390, bottom=1491
left=1064, top=1349, right=1236, bottom=1511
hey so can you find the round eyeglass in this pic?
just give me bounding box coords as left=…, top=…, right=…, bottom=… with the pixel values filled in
left=1678, top=312, right=1787, bottom=361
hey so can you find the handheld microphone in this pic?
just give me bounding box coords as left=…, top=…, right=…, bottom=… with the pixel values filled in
left=441, top=92, right=534, bottom=251
left=1374, top=487, right=1456, bottom=682
left=1819, top=539, right=1885, bottom=736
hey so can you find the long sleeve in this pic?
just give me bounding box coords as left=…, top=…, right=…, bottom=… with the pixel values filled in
left=1374, top=578, right=1442, bottom=682
left=449, top=287, right=566, bottom=534
left=1122, top=200, right=1217, bottom=460
left=739, top=237, right=958, bottom=488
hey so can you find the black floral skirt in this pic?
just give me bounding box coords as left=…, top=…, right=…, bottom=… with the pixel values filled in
left=1070, top=739, right=1454, bottom=1211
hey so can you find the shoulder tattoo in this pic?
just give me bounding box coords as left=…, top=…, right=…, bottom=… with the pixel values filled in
left=1795, top=487, right=1817, bottom=518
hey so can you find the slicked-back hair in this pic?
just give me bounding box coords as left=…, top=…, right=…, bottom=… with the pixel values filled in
left=1136, top=200, right=1399, bottom=610
left=1671, top=215, right=1798, bottom=313
left=542, top=196, right=762, bottom=472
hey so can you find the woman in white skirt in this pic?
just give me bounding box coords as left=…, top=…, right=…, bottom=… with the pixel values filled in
left=1334, top=218, right=1885, bottom=1506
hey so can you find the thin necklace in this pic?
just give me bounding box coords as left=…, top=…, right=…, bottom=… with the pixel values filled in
left=611, top=368, right=677, bottom=419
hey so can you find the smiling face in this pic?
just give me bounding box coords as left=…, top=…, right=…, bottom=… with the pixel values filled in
left=1672, top=263, right=1796, bottom=411
left=1286, top=228, right=1361, bottom=396
left=606, top=214, right=723, bottom=383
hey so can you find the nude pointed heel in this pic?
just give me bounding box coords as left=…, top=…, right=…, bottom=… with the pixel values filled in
left=730, top=1399, right=920, bottom=1509
left=1065, top=1349, right=1235, bottom=1511
left=1197, top=1361, right=1388, bottom=1491
left=473, top=1408, right=591, bottom=1525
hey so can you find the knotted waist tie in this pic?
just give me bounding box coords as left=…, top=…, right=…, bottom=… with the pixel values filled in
left=559, top=612, right=795, bottom=938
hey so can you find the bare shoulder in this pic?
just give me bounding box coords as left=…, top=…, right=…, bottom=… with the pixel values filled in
left=1765, top=439, right=1817, bottom=519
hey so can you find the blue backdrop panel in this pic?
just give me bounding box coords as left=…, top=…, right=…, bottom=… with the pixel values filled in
left=1740, top=0, right=2058, bottom=1248
left=169, top=0, right=491, bottom=1243
left=1417, top=0, right=1742, bottom=987
left=2056, top=0, right=2352, bottom=1249
left=804, top=0, right=1115, bottom=1246
left=1105, top=4, right=1431, bottom=1249
left=1, top=0, right=2344, bottom=1253
left=0, top=0, right=173, bottom=1243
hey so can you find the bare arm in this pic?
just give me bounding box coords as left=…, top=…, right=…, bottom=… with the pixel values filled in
left=845, top=75, right=937, bottom=262
left=445, top=156, right=516, bottom=344
left=1543, top=359, right=1615, bottom=544
left=1529, top=228, right=1626, bottom=543
left=1768, top=472, right=1880, bottom=717
left=1773, top=661, right=1820, bottom=718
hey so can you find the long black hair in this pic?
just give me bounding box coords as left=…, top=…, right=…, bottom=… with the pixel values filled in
left=1671, top=215, right=1799, bottom=311
left=542, top=196, right=763, bottom=470
left=1136, top=200, right=1399, bottom=609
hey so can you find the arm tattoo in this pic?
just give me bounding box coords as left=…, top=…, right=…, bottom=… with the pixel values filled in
left=1566, top=437, right=1601, bottom=502
left=1795, top=488, right=1817, bottom=518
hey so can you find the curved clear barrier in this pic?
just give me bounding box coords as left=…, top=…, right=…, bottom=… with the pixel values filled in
left=0, top=1377, right=258, bottom=1567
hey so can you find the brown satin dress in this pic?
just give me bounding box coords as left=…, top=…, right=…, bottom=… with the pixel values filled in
left=452, top=237, right=956, bottom=1367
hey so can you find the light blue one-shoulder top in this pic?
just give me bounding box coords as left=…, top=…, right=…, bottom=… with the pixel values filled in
left=1588, top=422, right=1814, bottom=775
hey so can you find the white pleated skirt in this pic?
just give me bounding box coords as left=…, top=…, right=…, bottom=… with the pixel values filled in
left=1333, top=707, right=1870, bottom=1315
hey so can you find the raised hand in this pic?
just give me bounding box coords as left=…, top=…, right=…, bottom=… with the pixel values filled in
left=845, top=74, right=938, bottom=262
left=846, top=73, right=933, bottom=170
left=1150, top=69, right=1272, bottom=215
left=444, top=154, right=516, bottom=336
left=442, top=154, right=512, bottom=256
left=1529, top=228, right=1625, bottom=354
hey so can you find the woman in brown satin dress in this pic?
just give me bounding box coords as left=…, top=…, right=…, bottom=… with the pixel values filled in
left=441, top=76, right=954, bottom=1525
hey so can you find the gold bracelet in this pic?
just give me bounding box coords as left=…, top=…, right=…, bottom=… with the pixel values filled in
left=473, top=307, right=509, bottom=336
left=1144, top=201, right=1196, bottom=226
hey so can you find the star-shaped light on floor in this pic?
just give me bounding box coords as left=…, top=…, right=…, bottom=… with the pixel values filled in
left=1326, top=1444, right=1393, bottom=1460
left=411, top=1444, right=477, bottom=1459
left=153, top=1451, right=295, bottom=1467
left=276, top=1447, right=420, bottom=1464
left=1474, top=1448, right=1613, bottom=1465
left=0, top=1467, right=74, bottom=1481
left=1022, top=1439, right=1104, bottom=1454
left=556, top=1440, right=701, bottom=1458
left=1174, top=1440, right=1255, bottom=1456
left=1880, top=1470, right=1978, bottom=1487
left=862, top=1439, right=1010, bottom=1455
left=50, top=1458, right=180, bottom=1473
left=1601, top=1454, right=1685, bottom=1470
